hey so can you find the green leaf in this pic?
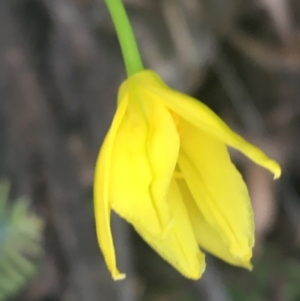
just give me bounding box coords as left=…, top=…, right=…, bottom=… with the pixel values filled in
left=0, top=181, right=44, bottom=300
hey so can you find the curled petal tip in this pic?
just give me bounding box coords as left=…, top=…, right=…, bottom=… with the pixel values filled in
left=275, top=171, right=282, bottom=180
left=260, top=156, right=281, bottom=179
left=269, top=160, right=281, bottom=180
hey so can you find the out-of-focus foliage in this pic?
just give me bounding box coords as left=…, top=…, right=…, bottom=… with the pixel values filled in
left=0, top=182, right=44, bottom=300
left=225, top=244, right=300, bottom=301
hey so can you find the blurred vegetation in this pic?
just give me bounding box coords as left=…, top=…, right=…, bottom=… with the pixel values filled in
left=0, top=182, right=43, bottom=300
left=226, top=244, right=300, bottom=301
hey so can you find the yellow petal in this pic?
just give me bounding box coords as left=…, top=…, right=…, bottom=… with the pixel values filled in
left=94, top=93, right=128, bottom=280
left=177, top=179, right=252, bottom=268
left=135, top=178, right=206, bottom=279
left=110, top=80, right=180, bottom=238
left=136, top=70, right=281, bottom=179
left=178, top=119, right=254, bottom=266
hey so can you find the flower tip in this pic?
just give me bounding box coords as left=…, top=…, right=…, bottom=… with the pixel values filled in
left=182, top=254, right=206, bottom=280
left=192, top=255, right=207, bottom=280
left=112, top=271, right=126, bottom=281
left=188, top=262, right=206, bottom=281
left=244, top=261, right=253, bottom=271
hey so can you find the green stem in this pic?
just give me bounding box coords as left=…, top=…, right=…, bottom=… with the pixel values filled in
left=104, top=0, right=144, bottom=76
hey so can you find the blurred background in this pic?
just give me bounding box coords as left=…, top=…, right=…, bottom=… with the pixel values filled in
left=0, top=0, right=300, bottom=300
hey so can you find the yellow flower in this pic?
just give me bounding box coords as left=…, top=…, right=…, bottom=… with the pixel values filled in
left=94, top=70, right=281, bottom=281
